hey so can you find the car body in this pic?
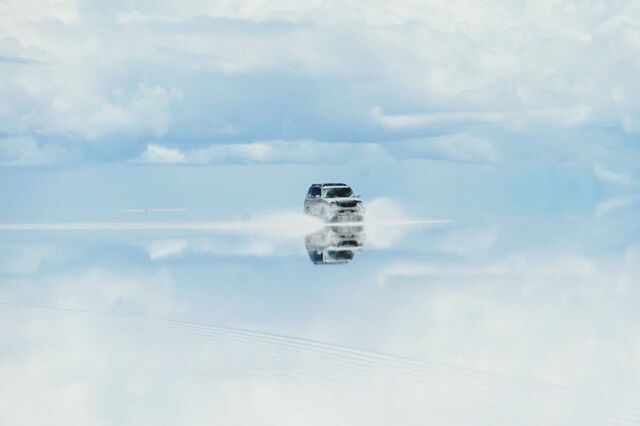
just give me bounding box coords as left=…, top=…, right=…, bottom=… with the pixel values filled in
left=303, top=183, right=364, bottom=222
left=305, top=226, right=366, bottom=265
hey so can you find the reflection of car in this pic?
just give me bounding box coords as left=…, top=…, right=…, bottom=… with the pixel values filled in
left=304, top=183, right=364, bottom=222
left=305, top=226, right=366, bottom=265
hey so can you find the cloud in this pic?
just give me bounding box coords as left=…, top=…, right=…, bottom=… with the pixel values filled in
left=377, top=254, right=596, bottom=285
left=45, top=85, right=183, bottom=140
left=139, top=140, right=387, bottom=164
left=2, top=0, right=640, bottom=164
left=0, top=262, right=182, bottom=320
left=140, top=144, right=186, bottom=164
left=0, top=37, right=52, bottom=65
left=359, top=244, right=640, bottom=394
left=138, top=136, right=498, bottom=166
left=188, top=142, right=278, bottom=163
left=1, top=234, right=639, bottom=424
left=594, top=165, right=636, bottom=187
left=5, top=299, right=631, bottom=426
left=0, top=136, right=70, bottom=166
left=147, top=240, right=189, bottom=260
left=596, top=195, right=639, bottom=217
left=146, top=237, right=301, bottom=259
left=0, top=57, right=181, bottom=140
left=388, top=133, right=500, bottom=164
left=1, top=133, right=499, bottom=166
left=372, top=105, right=591, bottom=130
left=187, top=140, right=388, bottom=164
left=0, top=244, right=61, bottom=274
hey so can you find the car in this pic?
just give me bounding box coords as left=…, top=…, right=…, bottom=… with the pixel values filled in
left=305, top=225, right=366, bottom=265
left=303, top=183, right=365, bottom=222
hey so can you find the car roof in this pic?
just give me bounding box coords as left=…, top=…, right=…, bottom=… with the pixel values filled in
left=310, top=183, right=348, bottom=187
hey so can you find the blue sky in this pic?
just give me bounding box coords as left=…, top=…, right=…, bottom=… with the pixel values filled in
left=1, top=0, right=639, bottom=226
left=2, top=1, right=640, bottom=424
left=1, top=0, right=640, bottom=170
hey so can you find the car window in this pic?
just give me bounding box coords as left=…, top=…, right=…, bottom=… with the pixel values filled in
left=327, top=250, right=354, bottom=260
left=324, top=187, right=353, bottom=198
left=308, top=251, right=323, bottom=263
left=307, top=187, right=320, bottom=197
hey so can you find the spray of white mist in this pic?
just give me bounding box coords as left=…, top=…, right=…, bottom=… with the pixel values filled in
left=0, top=198, right=447, bottom=247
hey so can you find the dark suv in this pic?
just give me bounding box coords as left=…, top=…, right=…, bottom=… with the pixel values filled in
left=304, top=183, right=364, bottom=222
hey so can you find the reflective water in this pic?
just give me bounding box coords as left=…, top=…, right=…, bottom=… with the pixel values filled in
left=305, top=225, right=366, bottom=264
left=1, top=163, right=639, bottom=424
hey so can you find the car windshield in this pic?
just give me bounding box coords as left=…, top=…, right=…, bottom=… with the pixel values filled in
left=324, top=187, right=353, bottom=198
left=326, top=250, right=355, bottom=261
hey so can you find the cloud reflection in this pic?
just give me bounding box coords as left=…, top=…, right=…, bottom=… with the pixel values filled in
left=1, top=199, right=639, bottom=424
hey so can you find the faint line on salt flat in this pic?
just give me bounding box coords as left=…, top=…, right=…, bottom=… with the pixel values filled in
left=0, top=219, right=450, bottom=231
left=120, top=208, right=189, bottom=213
left=149, top=319, right=639, bottom=424
left=0, top=221, right=281, bottom=231
left=1, top=301, right=637, bottom=425
left=0, top=304, right=561, bottom=421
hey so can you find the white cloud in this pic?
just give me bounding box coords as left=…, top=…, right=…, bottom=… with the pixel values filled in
left=145, top=237, right=302, bottom=259
left=358, top=245, right=640, bottom=395
left=43, top=267, right=179, bottom=317
left=0, top=0, right=78, bottom=26
left=2, top=240, right=639, bottom=424
left=377, top=254, right=596, bottom=285
left=147, top=239, right=189, bottom=259
left=373, top=105, right=591, bottom=131
left=140, top=144, right=186, bottom=164
left=0, top=244, right=61, bottom=274
left=139, top=140, right=388, bottom=164
left=0, top=136, right=69, bottom=166
left=0, top=134, right=501, bottom=166
left=0, top=47, right=181, bottom=140
left=594, top=165, right=636, bottom=187
left=188, top=142, right=276, bottom=163
left=45, top=85, right=183, bottom=140
left=389, top=133, right=500, bottom=164
left=595, top=195, right=639, bottom=217
left=188, top=140, right=389, bottom=164
left=2, top=0, right=640, bottom=157
left=138, top=136, right=498, bottom=166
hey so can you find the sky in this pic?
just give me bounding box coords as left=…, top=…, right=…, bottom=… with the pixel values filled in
left=1, top=0, right=640, bottom=425
left=1, top=0, right=640, bottom=169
